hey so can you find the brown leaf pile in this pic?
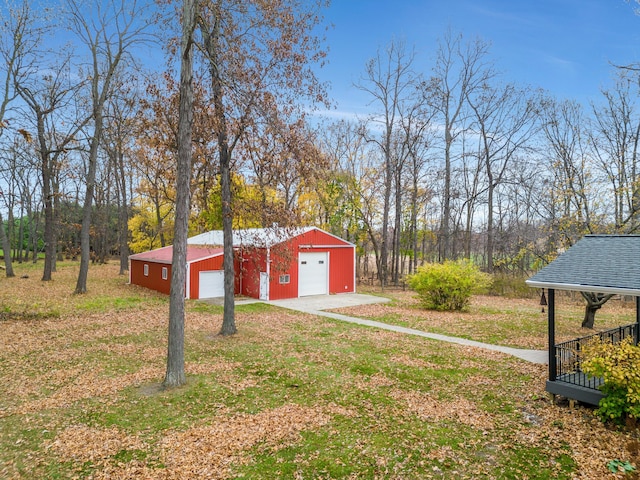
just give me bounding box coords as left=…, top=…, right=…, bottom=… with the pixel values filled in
left=390, top=389, right=496, bottom=431
left=50, top=404, right=332, bottom=479
left=1, top=265, right=640, bottom=479
left=50, top=425, right=148, bottom=463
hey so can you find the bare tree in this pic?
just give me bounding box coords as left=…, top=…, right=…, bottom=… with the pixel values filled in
left=102, top=84, right=137, bottom=275
left=16, top=56, right=89, bottom=281
left=356, top=39, right=419, bottom=286
left=467, top=83, right=538, bottom=271
left=164, top=0, right=197, bottom=390
left=426, top=30, right=493, bottom=261
left=0, top=0, right=41, bottom=276
left=590, top=72, right=640, bottom=232
left=540, top=97, right=602, bottom=245
left=197, top=0, right=329, bottom=336
left=69, top=0, right=153, bottom=294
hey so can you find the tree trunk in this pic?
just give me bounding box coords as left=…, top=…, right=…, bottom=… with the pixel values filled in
left=580, top=291, right=614, bottom=329
left=164, top=0, right=196, bottom=389
left=380, top=152, right=392, bottom=287
left=0, top=211, right=15, bottom=277
left=486, top=179, right=495, bottom=272
left=39, top=125, right=55, bottom=281
left=75, top=121, right=100, bottom=293
left=201, top=10, right=237, bottom=336
left=582, top=304, right=601, bottom=329
left=219, top=148, right=237, bottom=335
left=441, top=122, right=452, bottom=261
left=116, top=151, right=130, bottom=275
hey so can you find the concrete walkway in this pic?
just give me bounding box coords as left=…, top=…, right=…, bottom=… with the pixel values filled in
left=268, top=294, right=548, bottom=365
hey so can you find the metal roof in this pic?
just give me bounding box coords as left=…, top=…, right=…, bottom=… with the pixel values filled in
left=526, top=235, right=640, bottom=295
left=187, top=226, right=318, bottom=248
left=128, top=245, right=224, bottom=265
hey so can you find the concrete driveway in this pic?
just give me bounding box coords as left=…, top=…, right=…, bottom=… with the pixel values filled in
left=201, top=292, right=548, bottom=364
left=268, top=293, right=390, bottom=312
left=266, top=293, right=547, bottom=364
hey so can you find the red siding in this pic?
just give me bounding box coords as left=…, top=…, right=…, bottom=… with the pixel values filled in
left=327, top=246, right=355, bottom=294
left=238, top=247, right=267, bottom=299
left=188, top=255, right=224, bottom=299
left=268, top=243, right=298, bottom=300
left=267, top=229, right=355, bottom=300
left=130, top=259, right=172, bottom=295
left=130, top=228, right=355, bottom=301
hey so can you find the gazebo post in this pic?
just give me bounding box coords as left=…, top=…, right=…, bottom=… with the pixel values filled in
left=548, top=288, right=556, bottom=382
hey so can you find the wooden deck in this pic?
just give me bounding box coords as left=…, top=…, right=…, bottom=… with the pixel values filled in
left=546, top=372, right=604, bottom=406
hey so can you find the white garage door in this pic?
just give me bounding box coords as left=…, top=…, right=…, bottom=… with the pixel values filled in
left=199, top=270, right=225, bottom=298
left=298, top=252, right=328, bottom=297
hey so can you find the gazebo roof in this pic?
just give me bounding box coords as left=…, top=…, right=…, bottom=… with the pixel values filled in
left=526, top=235, right=640, bottom=296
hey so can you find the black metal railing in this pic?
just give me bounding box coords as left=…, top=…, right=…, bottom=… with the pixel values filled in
left=553, top=323, right=638, bottom=389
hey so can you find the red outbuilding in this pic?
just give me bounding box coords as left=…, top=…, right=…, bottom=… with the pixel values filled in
left=129, top=227, right=356, bottom=301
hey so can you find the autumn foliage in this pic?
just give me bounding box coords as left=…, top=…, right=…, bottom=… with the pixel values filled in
left=582, top=337, right=640, bottom=423
left=1, top=264, right=640, bottom=478
left=408, top=260, right=492, bottom=311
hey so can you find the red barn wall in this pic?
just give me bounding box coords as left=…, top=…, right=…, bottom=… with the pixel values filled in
left=238, top=247, right=267, bottom=299
left=267, top=243, right=298, bottom=300
left=326, top=245, right=355, bottom=294
left=267, top=229, right=355, bottom=301
left=188, top=255, right=224, bottom=299
left=131, top=229, right=355, bottom=301
left=130, top=259, right=172, bottom=295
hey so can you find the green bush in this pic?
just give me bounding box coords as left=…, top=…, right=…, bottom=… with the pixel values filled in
left=407, top=260, right=492, bottom=311
left=581, top=338, right=640, bottom=423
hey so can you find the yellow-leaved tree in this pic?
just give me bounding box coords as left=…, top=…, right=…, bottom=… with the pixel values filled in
left=128, top=196, right=175, bottom=254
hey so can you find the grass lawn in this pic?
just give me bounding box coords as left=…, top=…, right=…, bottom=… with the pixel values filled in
left=341, top=287, right=637, bottom=350
left=0, top=262, right=638, bottom=479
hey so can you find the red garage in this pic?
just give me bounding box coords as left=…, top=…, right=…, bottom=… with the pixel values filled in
left=129, top=245, right=226, bottom=299
left=129, top=227, right=356, bottom=301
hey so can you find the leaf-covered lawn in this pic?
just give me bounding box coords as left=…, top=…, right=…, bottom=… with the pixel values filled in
left=338, top=288, right=636, bottom=350
left=0, top=263, right=638, bottom=479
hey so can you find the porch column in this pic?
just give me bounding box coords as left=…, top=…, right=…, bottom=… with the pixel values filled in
left=548, top=288, right=556, bottom=381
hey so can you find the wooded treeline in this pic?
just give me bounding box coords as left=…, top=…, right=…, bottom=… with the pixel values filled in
left=1, top=1, right=640, bottom=289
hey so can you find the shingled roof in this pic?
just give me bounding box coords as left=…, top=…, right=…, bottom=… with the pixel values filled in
left=526, top=235, right=640, bottom=296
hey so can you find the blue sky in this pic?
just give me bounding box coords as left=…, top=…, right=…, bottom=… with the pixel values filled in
left=316, top=0, right=640, bottom=118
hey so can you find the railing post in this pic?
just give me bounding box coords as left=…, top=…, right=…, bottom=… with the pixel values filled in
left=549, top=288, right=556, bottom=382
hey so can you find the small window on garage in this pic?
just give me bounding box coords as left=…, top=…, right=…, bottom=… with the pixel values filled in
left=143, top=264, right=149, bottom=276
left=162, top=267, right=168, bottom=280
left=279, top=274, right=290, bottom=284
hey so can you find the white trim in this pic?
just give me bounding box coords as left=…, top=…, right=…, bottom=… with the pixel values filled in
left=185, top=264, right=191, bottom=299
left=298, top=244, right=353, bottom=249
left=525, top=280, right=640, bottom=297
left=161, top=267, right=168, bottom=280
left=352, top=245, right=356, bottom=293
left=266, top=247, right=271, bottom=293
left=143, top=264, right=149, bottom=276
left=302, top=227, right=356, bottom=247
left=260, top=272, right=269, bottom=300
